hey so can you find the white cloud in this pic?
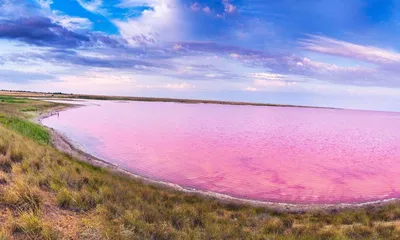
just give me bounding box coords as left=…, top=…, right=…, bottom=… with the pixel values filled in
left=36, top=0, right=53, bottom=9
left=247, top=72, right=300, bottom=90
left=52, top=12, right=93, bottom=30
left=34, top=1, right=92, bottom=30
left=76, top=0, right=103, bottom=14
left=244, top=86, right=257, bottom=91
left=254, top=79, right=297, bottom=87
left=250, top=72, right=284, bottom=80
left=113, top=0, right=184, bottom=46
left=165, top=82, right=195, bottom=89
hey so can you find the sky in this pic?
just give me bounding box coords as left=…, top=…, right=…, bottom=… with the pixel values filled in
left=1, top=0, right=400, bottom=111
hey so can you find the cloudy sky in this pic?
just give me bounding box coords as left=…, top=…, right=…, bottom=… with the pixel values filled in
left=1, top=0, right=400, bottom=111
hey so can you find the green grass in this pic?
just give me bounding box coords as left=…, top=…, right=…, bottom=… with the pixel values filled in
left=0, top=115, right=50, bottom=145
left=20, top=106, right=38, bottom=112
left=0, top=96, right=28, bottom=104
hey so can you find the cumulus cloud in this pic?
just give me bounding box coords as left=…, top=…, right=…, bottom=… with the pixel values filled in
left=113, top=0, right=184, bottom=45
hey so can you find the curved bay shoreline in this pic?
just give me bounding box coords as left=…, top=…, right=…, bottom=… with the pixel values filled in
left=36, top=103, right=400, bottom=213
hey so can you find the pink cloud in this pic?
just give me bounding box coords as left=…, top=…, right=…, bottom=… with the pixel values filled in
left=222, top=0, right=236, bottom=14
left=224, top=3, right=236, bottom=13
left=203, top=6, right=211, bottom=13
left=190, top=2, right=200, bottom=12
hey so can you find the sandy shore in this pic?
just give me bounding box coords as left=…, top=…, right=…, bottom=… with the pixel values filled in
left=37, top=104, right=399, bottom=212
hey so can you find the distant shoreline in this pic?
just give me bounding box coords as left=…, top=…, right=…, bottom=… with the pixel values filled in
left=0, top=89, right=338, bottom=110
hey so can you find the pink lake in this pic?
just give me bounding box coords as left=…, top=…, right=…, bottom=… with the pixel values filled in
left=41, top=100, right=400, bottom=204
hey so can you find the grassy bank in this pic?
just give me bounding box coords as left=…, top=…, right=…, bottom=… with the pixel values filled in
left=1, top=95, right=400, bottom=239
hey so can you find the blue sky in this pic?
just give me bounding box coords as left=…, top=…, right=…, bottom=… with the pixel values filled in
left=1, top=0, right=400, bottom=111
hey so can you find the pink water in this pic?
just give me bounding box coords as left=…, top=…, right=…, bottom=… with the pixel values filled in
left=41, top=101, right=400, bottom=204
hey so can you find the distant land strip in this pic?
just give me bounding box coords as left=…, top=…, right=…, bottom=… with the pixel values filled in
left=0, top=89, right=337, bottom=109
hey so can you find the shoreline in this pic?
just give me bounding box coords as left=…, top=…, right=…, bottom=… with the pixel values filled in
left=37, top=103, right=400, bottom=212
left=2, top=90, right=338, bottom=110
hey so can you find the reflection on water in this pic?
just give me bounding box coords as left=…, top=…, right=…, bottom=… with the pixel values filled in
left=42, top=101, right=400, bottom=204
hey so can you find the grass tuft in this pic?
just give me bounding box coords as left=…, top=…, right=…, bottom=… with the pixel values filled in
left=12, top=211, right=59, bottom=240
left=2, top=180, right=41, bottom=211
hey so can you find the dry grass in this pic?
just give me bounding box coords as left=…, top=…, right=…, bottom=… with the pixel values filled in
left=0, top=94, right=399, bottom=239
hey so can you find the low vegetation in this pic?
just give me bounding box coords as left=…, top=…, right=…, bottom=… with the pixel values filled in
left=0, top=94, right=400, bottom=239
